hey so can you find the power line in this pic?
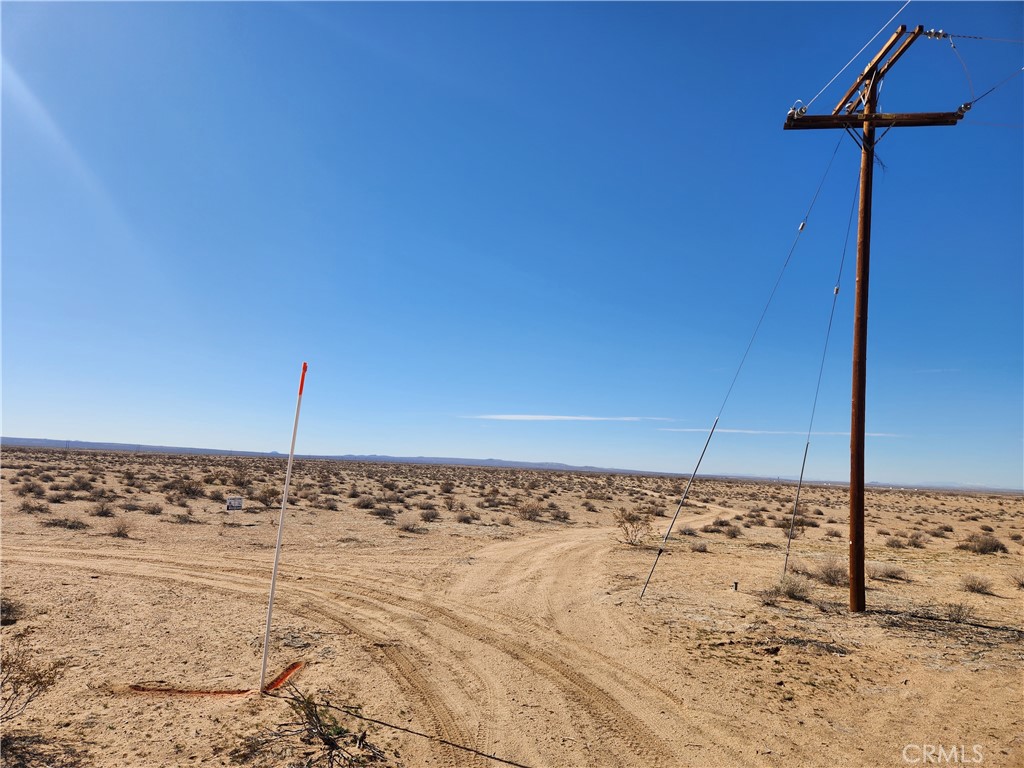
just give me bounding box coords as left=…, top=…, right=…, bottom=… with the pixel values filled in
left=803, top=0, right=913, bottom=112
left=639, top=133, right=848, bottom=600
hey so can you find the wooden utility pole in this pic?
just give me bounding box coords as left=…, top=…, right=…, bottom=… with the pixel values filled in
left=784, top=25, right=966, bottom=612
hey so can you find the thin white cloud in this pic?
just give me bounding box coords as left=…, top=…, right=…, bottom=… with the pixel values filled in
left=659, top=427, right=902, bottom=437
left=472, top=415, right=671, bottom=422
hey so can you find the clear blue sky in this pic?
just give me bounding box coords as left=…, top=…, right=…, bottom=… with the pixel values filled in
left=3, top=2, right=1021, bottom=489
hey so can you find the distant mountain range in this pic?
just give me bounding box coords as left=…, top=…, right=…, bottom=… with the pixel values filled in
left=2, top=436, right=1018, bottom=492
left=0, top=436, right=640, bottom=475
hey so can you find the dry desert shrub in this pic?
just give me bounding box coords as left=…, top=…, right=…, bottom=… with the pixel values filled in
left=945, top=601, right=976, bottom=623
left=866, top=563, right=909, bottom=581
left=16, top=500, right=48, bottom=515
left=549, top=505, right=571, bottom=522
left=1, top=637, right=66, bottom=727
left=690, top=541, right=708, bottom=553
left=961, top=574, right=994, bottom=595
left=232, top=684, right=391, bottom=767
left=395, top=513, right=421, bottom=533
left=816, top=557, right=849, bottom=587
left=517, top=500, right=546, bottom=522
left=779, top=574, right=813, bottom=601
left=419, top=507, right=440, bottom=523
left=40, top=517, right=88, bottom=531
left=1, top=597, right=24, bottom=627
left=613, top=507, right=650, bottom=545
left=956, top=532, right=1008, bottom=555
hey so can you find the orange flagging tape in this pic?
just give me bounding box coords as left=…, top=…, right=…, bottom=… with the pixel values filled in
left=128, top=661, right=305, bottom=696
left=263, top=660, right=305, bottom=692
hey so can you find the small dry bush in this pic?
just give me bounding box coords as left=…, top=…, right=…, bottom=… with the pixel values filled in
left=419, top=508, right=440, bottom=523
left=613, top=508, right=650, bottom=545
left=517, top=500, right=545, bottom=522
left=171, top=512, right=200, bottom=525
left=1, top=637, right=66, bottom=726
left=90, top=500, right=115, bottom=517
left=17, top=500, right=49, bottom=515
left=110, top=521, right=133, bottom=539
left=353, top=496, right=376, bottom=510
left=961, top=574, right=994, bottom=595
left=455, top=510, right=474, bottom=524
left=549, top=506, right=571, bottom=522
left=956, top=533, right=1008, bottom=555
left=945, top=601, right=976, bottom=623
left=1, top=597, right=24, bottom=627
left=396, top=513, right=421, bottom=533
left=906, top=531, right=929, bottom=549
left=779, top=574, right=813, bottom=601
left=41, top=517, right=88, bottom=531
left=690, top=541, right=708, bottom=553
left=1010, top=572, right=1024, bottom=590
left=866, top=563, right=909, bottom=581
left=254, top=486, right=281, bottom=509
left=233, top=684, right=391, bottom=767
left=816, top=557, right=849, bottom=587
left=370, top=506, right=395, bottom=520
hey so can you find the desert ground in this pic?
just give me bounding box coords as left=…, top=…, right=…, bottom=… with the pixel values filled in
left=1, top=446, right=1021, bottom=768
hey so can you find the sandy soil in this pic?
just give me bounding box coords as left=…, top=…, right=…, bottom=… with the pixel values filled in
left=1, top=447, right=1022, bottom=767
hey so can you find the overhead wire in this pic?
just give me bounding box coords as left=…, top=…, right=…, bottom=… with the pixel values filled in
left=640, top=132, right=848, bottom=600
left=804, top=0, right=913, bottom=112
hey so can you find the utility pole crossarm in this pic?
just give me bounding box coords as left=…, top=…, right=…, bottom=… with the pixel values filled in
left=784, top=111, right=964, bottom=130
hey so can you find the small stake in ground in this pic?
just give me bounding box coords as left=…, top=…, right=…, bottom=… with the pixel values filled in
left=259, top=362, right=308, bottom=693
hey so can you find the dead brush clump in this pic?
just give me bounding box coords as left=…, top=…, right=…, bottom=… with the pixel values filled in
left=961, top=574, right=995, bottom=595
left=41, top=517, right=89, bottom=531
left=17, top=499, right=49, bottom=515
left=815, top=557, right=849, bottom=587
left=956, top=532, right=1008, bottom=555
left=1010, top=572, right=1024, bottom=590
left=231, top=684, right=392, bottom=767
left=90, top=500, right=116, bottom=518
left=395, top=513, right=422, bottom=533
left=779, top=574, right=813, bottom=601
left=419, top=507, right=441, bottom=523
left=945, top=601, right=976, bottom=624
left=613, top=507, right=650, bottom=545
left=761, top=573, right=813, bottom=604
left=1, top=635, right=67, bottom=728
left=866, top=562, right=909, bottom=581
left=516, top=499, right=546, bottom=522
left=109, top=521, right=134, bottom=539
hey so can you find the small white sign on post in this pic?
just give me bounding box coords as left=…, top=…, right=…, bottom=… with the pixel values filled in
left=226, top=496, right=243, bottom=511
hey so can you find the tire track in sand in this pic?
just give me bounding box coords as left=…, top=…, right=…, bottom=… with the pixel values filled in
left=6, top=536, right=740, bottom=765
left=3, top=546, right=477, bottom=768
